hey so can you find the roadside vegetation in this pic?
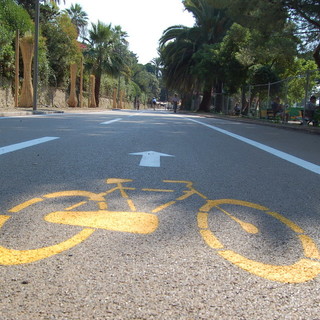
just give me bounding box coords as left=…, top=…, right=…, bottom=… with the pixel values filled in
left=0, top=0, right=319, bottom=111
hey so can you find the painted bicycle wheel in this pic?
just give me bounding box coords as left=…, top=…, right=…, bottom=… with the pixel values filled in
left=198, top=199, right=320, bottom=283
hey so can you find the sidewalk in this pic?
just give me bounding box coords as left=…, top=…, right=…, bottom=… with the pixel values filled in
left=197, top=112, right=320, bottom=135
left=1, top=106, right=319, bottom=135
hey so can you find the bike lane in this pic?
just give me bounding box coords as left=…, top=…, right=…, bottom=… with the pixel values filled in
left=0, top=111, right=320, bottom=319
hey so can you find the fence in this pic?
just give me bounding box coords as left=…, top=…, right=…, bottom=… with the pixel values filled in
left=0, top=77, right=144, bottom=110
left=215, top=69, right=320, bottom=122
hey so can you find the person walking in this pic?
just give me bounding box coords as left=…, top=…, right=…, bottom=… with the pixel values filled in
left=172, top=94, right=179, bottom=113
left=152, top=97, right=157, bottom=110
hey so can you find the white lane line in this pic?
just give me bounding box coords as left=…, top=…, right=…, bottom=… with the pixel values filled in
left=100, top=118, right=122, bottom=125
left=0, top=137, right=60, bottom=156
left=186, top=118, right=320, bottom=175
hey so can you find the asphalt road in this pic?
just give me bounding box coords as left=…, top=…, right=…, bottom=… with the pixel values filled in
left=0, top=109, right=320, bottom=319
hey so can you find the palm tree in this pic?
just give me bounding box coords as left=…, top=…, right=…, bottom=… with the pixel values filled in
left=64, top=3, right=88, bottom=39
left=150, top=57, right=162, bottom=79
left=86, top=21, right=114, bottom=106
left=160, top=0, right=232, bottom=111
left=160, top=25, right=200, bottom=95
left=85, top=21, right=128, bottom=106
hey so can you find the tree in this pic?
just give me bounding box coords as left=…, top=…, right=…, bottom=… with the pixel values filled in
left=160, top=0, right=232, bottom=112
left=278, top=0, right=320, bottom=68
left=147, top=57, right=162, bottom=79
left=0, top=0, right=32, bottom=78
left=85, top=21, right=130, bottom=106
left=64, top=3, right=88, bottom=39
left=132, top=64, right=160, bottom=99
left=160, top=25, right=198, bottom=94
left=228, top=0, right=320, bottom=68
left=41, top=12, right=81, bottom=86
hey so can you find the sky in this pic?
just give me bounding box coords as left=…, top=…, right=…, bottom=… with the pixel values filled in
left=59, top=0, right=195, bottom=65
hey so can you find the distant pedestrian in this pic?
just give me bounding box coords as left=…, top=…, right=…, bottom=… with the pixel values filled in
left=305, top=95, right=319, bottom=126
left=152, top=97, right=157, bottom=110
left=172, top=94, right=179, bottom=113
left=134, top=97, right=140, bottom=110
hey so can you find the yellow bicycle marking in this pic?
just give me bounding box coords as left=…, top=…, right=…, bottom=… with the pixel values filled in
left=0, top=228, right=94, bottom=265
left=9, top=198, right=43, bottom=213
left=45, top=210, right=158, bottom=234
left=299, top=235, right=320, bottom=259
left=216, top=206, right=259, bottom=234
left=1, top=178, right=320, bottom=284
left=142, top=188, right=175, bottom=193
left=0, top=180, right=159, bottom=265
left=198, top=199, right=320, bottom=283
left=0, top=215, right=10, bottom=227
left=217, top=251, right=320, bottom=284
left=44, top=191, right=106, bottom=202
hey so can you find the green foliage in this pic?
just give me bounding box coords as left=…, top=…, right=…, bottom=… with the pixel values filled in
left=0, top=0, right=32, bottom=33
left=280, top=58, right=319, bottom=105
left=41, top=12, right=81, bottom=86
left=0, top=0, right=317, bottom=111
left=0, top=0, right=32, bottom=78
left=64, top=3, right=88, bottom=38
left=132, top=64, right=160, bottom=98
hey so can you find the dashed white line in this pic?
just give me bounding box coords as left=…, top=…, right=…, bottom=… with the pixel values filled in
left=0, top=137, right=60, bottom=155
left=100, top=118, right=122, bottom=125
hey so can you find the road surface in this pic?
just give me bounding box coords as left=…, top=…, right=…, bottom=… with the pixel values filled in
left=0, top=109, right=320, bottom=319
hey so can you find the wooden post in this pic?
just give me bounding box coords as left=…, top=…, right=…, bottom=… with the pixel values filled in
left=18, top=36, right=34, bottom=108
left=67, top=63, right=78, bottom=108
left=14, top=30, right=19, bottom=108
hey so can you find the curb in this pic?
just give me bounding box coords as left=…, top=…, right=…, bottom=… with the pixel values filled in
left=192, top=112, right=320, bottom=135
left=0, top=109, right=64, bottom=117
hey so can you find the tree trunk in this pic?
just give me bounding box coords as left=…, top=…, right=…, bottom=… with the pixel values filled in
left=241, top=85, right=247, bottom=115
left=313, top=41, right=320, bottom=69
left=94, top=72, right=101, bottom=107
left=89, top=75, right=97, bottom=108
left=213, top=81, right=223, bottom=113
left=67, top=63, right=78, bottom=108
left=198, top=88, right=212, bottom=112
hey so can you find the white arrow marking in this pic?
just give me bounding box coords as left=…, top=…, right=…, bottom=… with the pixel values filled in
left=129, top=151, right=174, bottom=167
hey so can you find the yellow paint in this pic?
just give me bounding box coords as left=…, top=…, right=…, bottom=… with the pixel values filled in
left=127, top=199, right=136, bottom=211
left=106, top=178, right=133, bottom=184
left=152, top=201, right=176, bottom=213
left=200, top=229, right=224, bottom=249
left=2, top=179, right=320, bottom=284
left=216, top=206, right=259, bottom=234
left=163, top=180, right=207, bottom=199
left=9, top=198, right=43, bottom=213
left=198, top=198, right=320, bottom=283
left=218, top=250, right=320, bottom=284
left=0, top=228, right=94, bottom=265
left=199, top=199, right=269, bottom=212
left=65, top=201, right=87, bottom=211
left=142, top=188, right=174, bottom=193
left=266, top=211, right=304, bottom=233
left=299, top=234, right=320, bottom=259
left=163, top=180, right=191, bottom=184
left=0, top=215, right=10, bottom=227
left=98, top=201, right=107, bottom=210
left=44, top=191, right=105, bottom=202
left=44, top=210, right=158, bottom=234
left=197, top=212, right=208, bottom=229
